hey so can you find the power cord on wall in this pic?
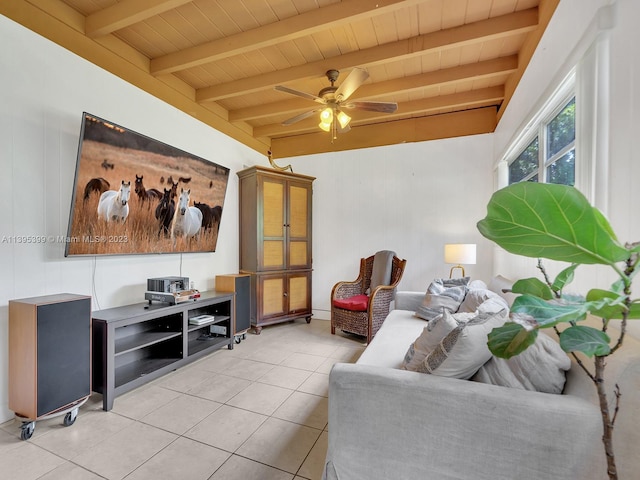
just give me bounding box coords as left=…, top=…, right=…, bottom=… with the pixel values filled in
left=90, top=253, right=185, bottom=312
left=92, top=256, right=101, bottom=311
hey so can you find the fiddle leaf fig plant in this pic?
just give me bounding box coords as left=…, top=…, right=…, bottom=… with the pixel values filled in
left=477, top=182, right=640, bottom=480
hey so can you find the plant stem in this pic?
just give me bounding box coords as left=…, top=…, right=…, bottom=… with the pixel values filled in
left=536, top=259, right=560, bottom=298
left=594, top=355, right=617, bottom=479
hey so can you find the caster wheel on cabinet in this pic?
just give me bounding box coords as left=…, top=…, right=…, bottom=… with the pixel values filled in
left=63, top=408, right=78, bottom=427
left=20, top=422, right=35, bottom=441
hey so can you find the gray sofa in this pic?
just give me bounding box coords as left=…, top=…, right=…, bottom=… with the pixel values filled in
left=324, top=285, right=640, bottom=480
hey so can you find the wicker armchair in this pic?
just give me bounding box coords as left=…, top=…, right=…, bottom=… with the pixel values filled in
left=330, top=253, right=406, bottom=344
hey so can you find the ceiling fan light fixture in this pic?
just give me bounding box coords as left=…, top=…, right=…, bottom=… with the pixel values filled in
left=276, top=67, right=395, bottom=141
left=336, top=110, right=351, bottom=129
left=320, top=107, right=333, bottom=122
left=318, top=120, right=331, bottom=132
left=319, top=106, right=334, bottom=132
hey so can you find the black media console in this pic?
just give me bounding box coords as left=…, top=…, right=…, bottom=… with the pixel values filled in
left=91, top=290, right=234, bottom=411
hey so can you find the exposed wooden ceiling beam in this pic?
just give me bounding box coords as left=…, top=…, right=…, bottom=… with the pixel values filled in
left=197, top=8, right=538, bottom=102
left=270, top=107, right=498, bottom=158
left=231, top=56, right=517, bottom=122
left=2, top=0, right=267, bottom=154
left=255, top=86, right=505, bottom=137
left=85, top=0, right=192, bottom=38
left=150, top=0, right=425, bottom=76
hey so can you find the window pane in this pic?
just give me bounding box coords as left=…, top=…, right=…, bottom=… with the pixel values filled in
left=546, top=149, right=575, bottom=185
left=509, top=137, right=539, bottom=184
left=547, top=97, right=575, bottom=158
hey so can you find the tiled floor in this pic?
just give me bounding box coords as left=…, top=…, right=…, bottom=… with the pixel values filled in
left=0, top=320, right=366, bottom=480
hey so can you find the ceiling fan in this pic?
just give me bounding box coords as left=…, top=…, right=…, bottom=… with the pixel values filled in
left=274, top=68, right=398, bottom=139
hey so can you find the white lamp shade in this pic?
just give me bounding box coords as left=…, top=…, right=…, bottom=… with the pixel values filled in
left=444, top=244, right=476, bottom=265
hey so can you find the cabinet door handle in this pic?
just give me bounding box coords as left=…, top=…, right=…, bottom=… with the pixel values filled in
left=283, top=292, right=288, bottom=297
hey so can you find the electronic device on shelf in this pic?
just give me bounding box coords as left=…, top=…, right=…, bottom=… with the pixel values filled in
left=145, top=276, right=200, bottom=305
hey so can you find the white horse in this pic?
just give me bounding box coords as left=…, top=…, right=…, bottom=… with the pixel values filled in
left=171, top=188, right=203, bottom=247
left=97, top=180, right=131, bottom=222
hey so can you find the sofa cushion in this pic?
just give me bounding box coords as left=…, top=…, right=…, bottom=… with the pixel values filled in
left=472, top=331, right=571, bottom=394
left=357, top=310, right=427, bottom=369
left=333, top=294, right=369, bottom=311
left=415, top=308, right=508, bottom=379
left=415, top=277, right=469, bottom=321
left=487, top=274, right=517, bottom=306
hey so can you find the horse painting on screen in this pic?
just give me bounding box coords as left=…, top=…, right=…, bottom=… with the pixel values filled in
left=65, top=113, right=230, bottom=256
left=171, top=188, right=203, bottom=248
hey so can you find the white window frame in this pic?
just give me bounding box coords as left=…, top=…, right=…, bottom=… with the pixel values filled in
left=505, top=72, right=576, bottom=185
left=495, top=4, right=614, bottom=213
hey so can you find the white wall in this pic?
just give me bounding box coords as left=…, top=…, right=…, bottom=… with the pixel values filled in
left=0, top=16, right=265, bottom=423
left=285, top=135, right=495, bottom=318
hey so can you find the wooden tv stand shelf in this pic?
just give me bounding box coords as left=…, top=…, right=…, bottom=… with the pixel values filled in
left=91, top=290, right=234, bottom=411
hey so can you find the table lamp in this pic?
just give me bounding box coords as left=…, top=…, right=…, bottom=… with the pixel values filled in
left=444, top=243, right=476, bottom=278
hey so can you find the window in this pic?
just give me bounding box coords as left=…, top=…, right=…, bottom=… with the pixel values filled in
left=508, top=96, right=575, bottom=185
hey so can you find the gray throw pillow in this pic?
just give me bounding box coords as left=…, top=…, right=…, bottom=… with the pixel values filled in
left=417, top=308, right=508, bottom=379
left=415, top=277, right=469, bottom=321
left=472, top=332, right=571, bottom=394
left=401, top=310, right=459, bottom=371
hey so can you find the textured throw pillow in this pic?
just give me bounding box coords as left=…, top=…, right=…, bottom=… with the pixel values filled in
left=472, top=332, right=571, bottom=394
left=400, top=311, right=461, bottom=371
left=457, top=287, right=509, bottom=314
left=416, top=308, right=508, bottom=379
left=414, top=277, right=470, bottom=321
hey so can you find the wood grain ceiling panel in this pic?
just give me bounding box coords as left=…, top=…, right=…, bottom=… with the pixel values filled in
left=3, top=0, right=560, bottom=158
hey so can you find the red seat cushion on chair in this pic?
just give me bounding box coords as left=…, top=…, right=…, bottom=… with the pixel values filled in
left=333, top=294, right=369, bottom=311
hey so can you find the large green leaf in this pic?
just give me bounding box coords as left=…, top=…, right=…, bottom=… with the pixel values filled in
left=488, top=323, right=538, bottom=359
left=477, top=183, right=629, bottom=265
left=559, top=325, right=611, bottom=357
left=512, top=278, right=553, bottom=299
left=511, top=294, right=587, bottom=328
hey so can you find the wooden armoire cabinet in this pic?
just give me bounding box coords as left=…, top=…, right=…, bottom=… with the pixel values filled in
left=237, top=166, right=315, bottom=333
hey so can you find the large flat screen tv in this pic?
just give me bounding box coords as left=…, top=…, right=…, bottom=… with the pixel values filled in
left=65, top=113, right=230, bottom=256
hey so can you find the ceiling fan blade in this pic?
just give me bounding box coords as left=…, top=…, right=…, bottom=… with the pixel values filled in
left=274, top=85, right=325, bottom=104
left=281, top=108, right=321, bottom=126
left=334, top=68, right=369, bottom=102
left=344, top=101, right=398, bottom=113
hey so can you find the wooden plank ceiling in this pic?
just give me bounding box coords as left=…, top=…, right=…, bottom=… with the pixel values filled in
left=1, top=0, right=559, bottom=159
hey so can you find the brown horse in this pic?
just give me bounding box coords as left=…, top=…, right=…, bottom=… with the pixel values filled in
left=155, top=188, right=175, bottom=238
left=83, top=177, right=110, bottom=202
left=134, top=174, right=162, bottom=207
left=193, top=202, right=222, bottom=231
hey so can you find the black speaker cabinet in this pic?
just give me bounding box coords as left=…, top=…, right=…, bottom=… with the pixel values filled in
left=9, top=293, right=91, bottom=419
left=215, top=274, right=251, bottom=335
